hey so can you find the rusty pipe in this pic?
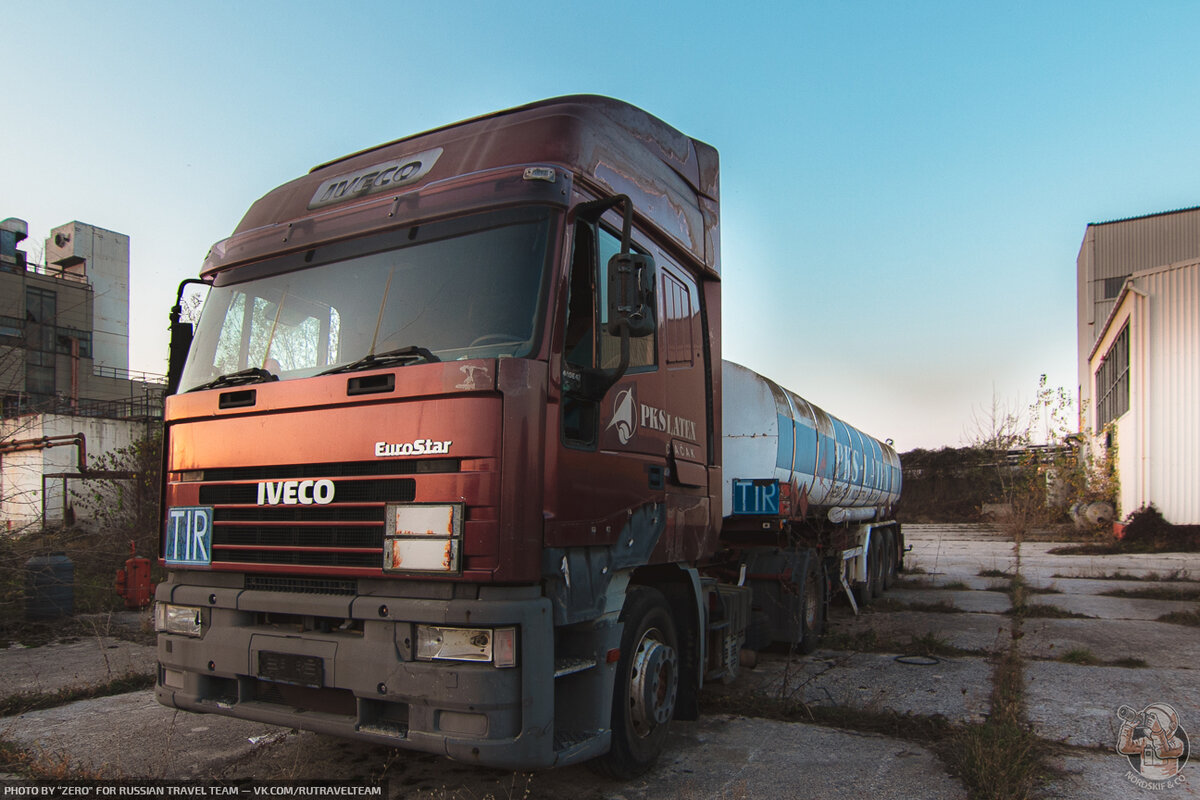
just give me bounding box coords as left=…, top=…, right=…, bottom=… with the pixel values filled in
left=0, top=433, right=88, bottom=472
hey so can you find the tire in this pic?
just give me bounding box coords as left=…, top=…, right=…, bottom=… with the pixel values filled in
left=882, top=530, right=898, bottom=590
left=869, top=535, right=885, bottom=599
left=590, top=586, right=680, bottom=779
left=798, top=558, right=825, bottom=654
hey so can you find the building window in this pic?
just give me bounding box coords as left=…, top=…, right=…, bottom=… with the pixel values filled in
left=26, top=349, right=55, bottom=396
left=55, top=328, right=93, bottom=358
left=1102, top=275, right=1130, bottom=299
left=26, top=286, right=57, bottom=352
left=1095, top=323, right=1130, bottom=430
left=0, top=314, right=22, bottom=340
left=26, top=286, right=56, bottom=325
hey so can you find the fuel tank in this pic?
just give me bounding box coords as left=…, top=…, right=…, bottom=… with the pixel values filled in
left=722, top=361, right=901, bottom=521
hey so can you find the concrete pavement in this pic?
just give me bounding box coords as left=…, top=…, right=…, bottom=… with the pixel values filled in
left=3, top=523, right=1199, bottom=797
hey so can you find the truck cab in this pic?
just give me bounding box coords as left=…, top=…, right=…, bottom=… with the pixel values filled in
left=156, top=96, right=722, bottom=775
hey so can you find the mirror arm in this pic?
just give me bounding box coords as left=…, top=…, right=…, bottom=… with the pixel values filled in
left=575, top=194, right=635, bottom=254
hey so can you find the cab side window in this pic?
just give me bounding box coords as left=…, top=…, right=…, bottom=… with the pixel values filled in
left=561, top=217, right=658, bottom=448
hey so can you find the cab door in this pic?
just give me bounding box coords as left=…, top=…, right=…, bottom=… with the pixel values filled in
left=548, top=212, right=665, bottom=551
left=657, top=258, right=713, bottom=562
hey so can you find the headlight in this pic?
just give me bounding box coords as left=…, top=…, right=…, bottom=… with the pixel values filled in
left=415, top=625, right=517, bottom=667
left=383, top=504, right=463, bottom=573
left=154, top=603, right=203, bottom=637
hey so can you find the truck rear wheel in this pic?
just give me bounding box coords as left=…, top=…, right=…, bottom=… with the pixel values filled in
left=869, top=535, right=885, bottom=599
left=591, top=586, right=679, bottom=779
left=882, top=530, right=898, bottom=590
left=799, top=559, right=825, bottom=654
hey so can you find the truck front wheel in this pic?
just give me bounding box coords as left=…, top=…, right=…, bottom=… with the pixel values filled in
left=591, top=586, right=679, bottom=779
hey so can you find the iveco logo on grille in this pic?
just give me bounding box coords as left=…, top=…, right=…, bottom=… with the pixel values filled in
left=256, top=480, right=336, bottom=506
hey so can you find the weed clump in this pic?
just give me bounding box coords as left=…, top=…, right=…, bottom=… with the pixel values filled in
left=1157, top=608, right=1200, bottom=627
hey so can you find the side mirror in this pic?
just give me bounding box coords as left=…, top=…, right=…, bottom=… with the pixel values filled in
left=167, top=279, right=208, bottom=395
left=166, top=318, right=193, bottom=395
left=607, top=251, right=655, bottom=338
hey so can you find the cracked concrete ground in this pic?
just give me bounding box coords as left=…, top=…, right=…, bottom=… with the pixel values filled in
left=3, top=523, right=1198, bottom=798
left=904, top=524, right=1200, bottom=799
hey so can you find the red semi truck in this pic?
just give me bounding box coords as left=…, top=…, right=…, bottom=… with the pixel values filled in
left=155, top=96, right=902, bottom=777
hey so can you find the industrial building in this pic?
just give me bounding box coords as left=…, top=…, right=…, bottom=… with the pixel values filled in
left=1, top=216, right=164, bottom=532
left=1077, top=207, right=1200, bottom=525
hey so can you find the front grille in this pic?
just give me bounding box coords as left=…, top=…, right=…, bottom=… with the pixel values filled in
left=217, top=526, right=381, bottom=549
left=198, top=462, right=434, bottom=571
left=226, top=549, right=380, bottom=568
left=200, top=478, right=415, bottom=505
left=245, top=575, right=357, bottom=595
left=203, top=459, right=458, bottom=482
left=217, top=507, right=383, bottom=523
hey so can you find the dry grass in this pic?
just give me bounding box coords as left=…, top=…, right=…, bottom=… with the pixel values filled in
left=0, top=672, right=154, bottom=717
left=1013, top=604, right=1092, bottom=619
left=1100, top=586, right=1200, bottom=602
left=1157, top=607, right=1200, bottom=627
left=1052, top=569, right=1193, bottom=582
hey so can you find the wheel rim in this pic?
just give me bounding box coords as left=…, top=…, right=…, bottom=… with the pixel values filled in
left=628, top=626, right=678, bottom=738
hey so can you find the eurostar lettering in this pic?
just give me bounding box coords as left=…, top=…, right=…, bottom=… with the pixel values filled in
left=307, top=147, right=443, bottom=209
left=256, top=480, right=335, bottom=506
left=375, top=439, right=453, bottom=457
left=639, top=404, right=698, bottom=442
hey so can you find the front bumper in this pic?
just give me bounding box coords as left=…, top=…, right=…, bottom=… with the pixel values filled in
left=154, top=578, right=600, bottom=769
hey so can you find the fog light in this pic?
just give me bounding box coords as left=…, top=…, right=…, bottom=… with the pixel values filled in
left=494, top=627, right=517, bottom=668
left=414, top=625, right=516, bottom=667
left=154, top=603, right=203, bottom=637
left=416, top=625, right=491, bottom=662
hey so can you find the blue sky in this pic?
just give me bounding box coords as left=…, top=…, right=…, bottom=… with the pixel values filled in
left=6, top=1, right=1200, bottom=449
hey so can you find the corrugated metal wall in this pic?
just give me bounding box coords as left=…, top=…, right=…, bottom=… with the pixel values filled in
left=1139, top=261, right=1200, bottom=524
left=1091, top=210, right=1200, bottom=335
left=1076, top=207, right=1200, bottom=415
left=1095, top=261, right=1200, bottom=525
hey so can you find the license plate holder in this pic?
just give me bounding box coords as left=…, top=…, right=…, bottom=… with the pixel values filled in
left=257, top=651, right=324, bottom=688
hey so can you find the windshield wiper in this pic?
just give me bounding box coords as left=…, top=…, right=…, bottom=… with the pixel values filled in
left=188, top=367, right=279, bottom=392
left=318, top=345, right=440, bottom=376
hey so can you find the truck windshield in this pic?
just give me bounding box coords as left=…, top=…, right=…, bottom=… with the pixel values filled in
left=179, top=209, right=554, bottom=392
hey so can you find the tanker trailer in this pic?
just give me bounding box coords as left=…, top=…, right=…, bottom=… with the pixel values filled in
left=719, top=361, right=903, bottom=651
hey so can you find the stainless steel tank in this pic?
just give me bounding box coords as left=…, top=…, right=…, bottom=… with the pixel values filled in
left=722, top=361, right=901, bottom=521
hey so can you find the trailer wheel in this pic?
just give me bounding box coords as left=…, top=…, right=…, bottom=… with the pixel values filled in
left=591, top=586, right=679, bottom=779
left=799, top=559, right=825, bottom=654
left=882, top=530, right=898, bottom=590
left=869, top=535, right=885, bottom=599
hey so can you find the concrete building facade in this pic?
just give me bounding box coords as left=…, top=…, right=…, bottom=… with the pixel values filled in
left=1, top=216, right=163, bottom=532
left=1077, top=208, right=1200, bottom=525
